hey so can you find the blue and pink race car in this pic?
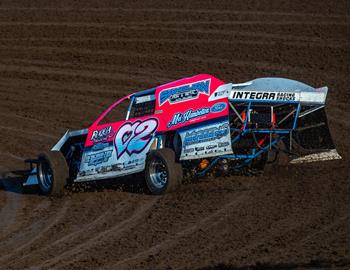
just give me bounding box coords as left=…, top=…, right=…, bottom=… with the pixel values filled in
left=23, top=74, right=341, bottom=195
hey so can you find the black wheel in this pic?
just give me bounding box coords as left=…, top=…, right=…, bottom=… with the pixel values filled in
left=145, top=148, right=183, bottom=195
left=37, top=151, right=69, bottom=196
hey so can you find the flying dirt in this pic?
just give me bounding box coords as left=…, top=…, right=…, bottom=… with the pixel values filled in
left=0, top=0, right=349, bottom=269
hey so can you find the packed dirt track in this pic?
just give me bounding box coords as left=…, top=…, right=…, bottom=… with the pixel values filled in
left=0, top=0, right=350, bottom=269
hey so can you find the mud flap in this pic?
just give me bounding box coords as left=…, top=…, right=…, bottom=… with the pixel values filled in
left=290, top=107, right=341, bottom=163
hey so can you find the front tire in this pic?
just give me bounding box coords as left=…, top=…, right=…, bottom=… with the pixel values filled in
left=145, top=148, right=183, bottom=195
left=37, top=151, right=69, bottom=196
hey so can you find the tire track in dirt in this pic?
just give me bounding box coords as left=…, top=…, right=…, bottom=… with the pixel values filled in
left=0, top=7, right=348, bottom=18
left=0, top=48, right=347, bottom=80
left=34, top=197, right=159, bottom=269
left=1, top=36, right=348, bottom=49
left=0, top=7, right=348, bottom=17
left=0, top=23, right=348, bottom=42
left=1, top=200, right=128, bottom=268
left=0, top=198, right=51, bottom=246
left=105, top=193, right=249, bottom=269
left=0, top=199, right=70, bottom=265
left=0, top=1, right=349, bottom=269
left=0, top=184, right=23, bottom=233
left=1, top=21, right=350, bottom=27
left=0, top=125, right=56, bottom=139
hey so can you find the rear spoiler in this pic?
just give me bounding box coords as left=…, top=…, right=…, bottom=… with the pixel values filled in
left=210, top=77, right=341, bottom=164
left=209, top=77, right=328, bottom=105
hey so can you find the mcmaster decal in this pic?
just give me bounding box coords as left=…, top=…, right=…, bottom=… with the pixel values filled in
left=115, top=118, right=158, bottom=159
left=167, top=103, right=226, bottom=128
left=167, top=108, right=210, bottom=128
left=159, top=79, right=211, bottom=106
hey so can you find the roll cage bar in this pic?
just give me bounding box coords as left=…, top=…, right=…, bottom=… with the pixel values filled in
left=196, top=99, right=324, bottom=176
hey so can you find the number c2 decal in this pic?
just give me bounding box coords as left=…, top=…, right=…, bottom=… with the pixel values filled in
left=114, top=118, right=158, bottom=159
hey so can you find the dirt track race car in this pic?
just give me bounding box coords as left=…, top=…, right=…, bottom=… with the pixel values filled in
left=23, top=74, right=341, bottom=195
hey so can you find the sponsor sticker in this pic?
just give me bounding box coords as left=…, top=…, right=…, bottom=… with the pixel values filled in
left=115, top=118, right=158, bottom=159
left=91, top=142, right=110, bottom=151
left=159, top=79, right=210, bottom=106
left=218, top=142, right=230, bottom=148
left=206, top=145, right=218, bottom=150
left=183, top=123, right=229, bottom=146
left=179, top=120, right=233, bottom=160
left=168, top=107, right=210, bottom=128
left=184, top=148, right=195, bottom=153
left=210, top=102, right=227, bottom=113
left=230, top=91, right=297, bottom=101
left=91, top=126, right=115, bottom=143
left=167, top=103, right=226, bottom=128
left=85, top=150, right=113, bottom=166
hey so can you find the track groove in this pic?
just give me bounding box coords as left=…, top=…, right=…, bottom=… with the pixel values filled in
left=0, top=1, right=349, bottom=269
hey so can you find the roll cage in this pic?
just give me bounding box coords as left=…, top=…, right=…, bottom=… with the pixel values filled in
left=93, top=88, right=157, bottom=127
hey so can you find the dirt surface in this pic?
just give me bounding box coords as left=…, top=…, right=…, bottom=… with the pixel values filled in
left=0, top=0, right=350, bottom=269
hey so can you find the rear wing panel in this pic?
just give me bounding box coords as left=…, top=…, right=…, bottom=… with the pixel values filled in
left=213, top=77, right=341, bottom=164
left=210, top=77, right=328, bottom=105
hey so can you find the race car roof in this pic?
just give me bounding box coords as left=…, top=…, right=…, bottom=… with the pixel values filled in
left=133, top=87, right=156, bottom=97
left=236, top=77, right=316, bottom=92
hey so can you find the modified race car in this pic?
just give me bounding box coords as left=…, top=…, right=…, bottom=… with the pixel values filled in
left=23, top=74, right=341, bottom=195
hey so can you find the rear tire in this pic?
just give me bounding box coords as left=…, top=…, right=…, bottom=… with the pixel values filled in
left=37, top=151, right=69, bottom=196
left=145, top=148, right=183, bottom=195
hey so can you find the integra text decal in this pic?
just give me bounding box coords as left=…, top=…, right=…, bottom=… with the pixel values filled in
left=159, top=79, right=210, bottom=106
left=230, top=91, right=297, bottom=101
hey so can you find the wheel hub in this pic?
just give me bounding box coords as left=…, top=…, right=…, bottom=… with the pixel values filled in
left=38, top=160, right=53, bottom=192
left=149, top=157, right=168, bottom=189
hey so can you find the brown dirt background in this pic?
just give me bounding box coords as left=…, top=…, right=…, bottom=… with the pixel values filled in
left=0, top=0, right=349, bottom=269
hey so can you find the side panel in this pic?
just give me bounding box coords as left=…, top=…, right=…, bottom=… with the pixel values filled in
left=78, top=74, right=229, bottom=181
left=77, top=117, right=158, bottom=182
left=179, top=118, right=233, bottom=160
left=155, top=74, right=229, bottom=131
